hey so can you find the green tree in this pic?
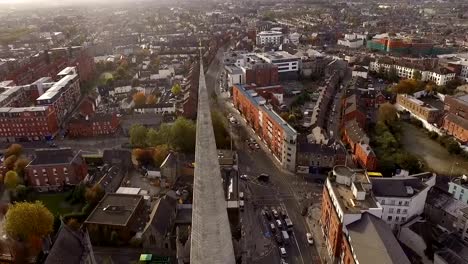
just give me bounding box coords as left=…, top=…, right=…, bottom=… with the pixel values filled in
left=413, top=70, right=422, bottom=81
left=153, top=144, right=170, bottom=167
left=171, top=117, right=196, bottom=153
left=171, top=83, right=182, bottom=95
left=4, top=201, right=54, bottom=240
left=378, top=103, right=398, bottom=125
left=146, top=128, right=161, bottom=146
left=130, top=125, right=148, bottom=147
left=4, top=170, right=20, bottom=189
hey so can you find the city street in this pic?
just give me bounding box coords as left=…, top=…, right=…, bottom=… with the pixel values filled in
left=205, top=46, right=322, bottom=264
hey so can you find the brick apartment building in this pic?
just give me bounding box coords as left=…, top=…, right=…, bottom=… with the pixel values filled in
left=342, top=94, right=367, bottom=128
left=320, top=166, right=410, bottom=264
left=443, top=95, right=468, bottom=143
left=0, top=67, right=82, bottom=142
left=396, top=94, right=441, bottom=123
left=25, top=148, right=88, bottom=192
left=68, top=113, right=121, bottom=138
left=233, top=84, right=297, bottom=171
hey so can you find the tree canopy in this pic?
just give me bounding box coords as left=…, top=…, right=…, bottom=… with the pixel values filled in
left=146, top=94, right=157, bottom=105
left=378, top=103, right=398, bottom=125
left=4, top=201, right=54, bottom=240
left=171, top=83, right=182, bottom=95
left=153, top=144, right=170, bottom=167
left=5, top=144, right=22, bottom=158
left=391, top=79, right=425, bottom=94
left=211, top=111, right=231, bottom=149
left=130, top=124, right=148, bottom=147
left=413, top=70, right=422, bottom=81
left=133, top=92, right=146, bottom=107
left=4, top=170, right=20, bottom=189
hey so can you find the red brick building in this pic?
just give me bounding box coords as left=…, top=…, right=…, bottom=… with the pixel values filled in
left=343, top=120, right=378, bottom=171
left=245, top=63, right=279, bottom=87
left=68, top=114, right=120, bottom=138
left=233, top=84, right=297, bottom=171
left=342, top=94, right=367, bottom=129
left=319, top=167, right=409, bottom=264
left=0, top=106, right=59, bottom=141
left=443, top=113, right=468, bottom=144
left=25, top=148, right=88, bottom=192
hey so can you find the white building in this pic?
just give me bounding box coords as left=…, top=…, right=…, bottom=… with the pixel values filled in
left=337, top=38, right=364, bottom=49
left=225, top=65, right=244, bottom=87
left=371, top=173, right=436, bottom=229
left=256, top=31, right=283, bottom=46
left=256, top=51, right=300, bottom=74
left=134, top=103, right=176, bottom=114
left=369, top=61, right=456, bottom=86
left=449, top=176, right=468, bottom=203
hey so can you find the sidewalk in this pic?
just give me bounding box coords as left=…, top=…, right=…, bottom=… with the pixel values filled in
left=306, top=206, right=333, bottom=264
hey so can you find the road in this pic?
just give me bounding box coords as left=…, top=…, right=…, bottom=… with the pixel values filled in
left=204, top=46, right=321, bottom=264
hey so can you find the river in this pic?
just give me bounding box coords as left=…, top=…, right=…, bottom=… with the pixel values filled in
left=400, top=122, right=468, bottom=175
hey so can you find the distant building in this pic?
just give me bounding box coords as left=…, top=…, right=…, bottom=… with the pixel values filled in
left=245, top=63, right=279, bottom=87
left=449, top=177, right=468, bottom=203
left=443, top=95, right=468, bottom=143
left=25, top=148, right=88, bottom=192
left=134, top=103, right=176, bottom=115
left=296, top=142, right=346, bottom=172
left=256, top=31, right=283, bottom=46
left=141, top=195, right=177, bottom=249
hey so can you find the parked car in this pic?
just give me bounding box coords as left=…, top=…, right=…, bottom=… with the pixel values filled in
left=272, top=208, right=279, bottom=219
left=284, top=218, right=293, bottom=231
left=264, top=208, right=272, bottom=220
left=239, top=200, right=244, bottom=211
left=254, top=143, right=260, bottom=149
left=276, top=219, right=283, bottom=229
left=240, top=174, right=248, bottom=180
left=270, top=223, right=276, bottom=233
left=306, top=233, right=314, bottom=245
left=275, top=233, right=283, bottom=245
left=279, top=247, right=287, bottom=258
left=239, top=192, right=244, bottom=200
left=258, top=173, right=270, bottom=182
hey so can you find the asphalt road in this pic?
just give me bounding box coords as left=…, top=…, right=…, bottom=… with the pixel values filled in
left=205, top=46, right=321, bottom=264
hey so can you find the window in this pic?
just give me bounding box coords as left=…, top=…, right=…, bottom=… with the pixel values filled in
left=463, top=189, right=465, bottom=193
left=396, top=216, right=400, bottom=221
left=403, top=209, right=407, bottom=214
left=460, top=194, right=464, bottom=200
left=398, top=201, right=402, bottom=206
left=387, top=216, right=392, bottom=221
left=397, top=209, right=401, bottom=214
left=404, top=201, right=409, bottom=206
left=389, top=208, right=394, bottom=214
left=390, top=200, right=395, bottom=205
left=380, top=200, right=385, bottom=205
left=402, top=217, right=406, bottom=222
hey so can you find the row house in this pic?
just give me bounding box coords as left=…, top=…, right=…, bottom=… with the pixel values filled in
left=396, top=94, right=441, bottom=123
left=233, top=84, right=297, bottom=171
left=25, top=148, right=88, bottom=192
left=370, top=58, right=456, bottom=86
left=343, top=120, right=378, bottom=171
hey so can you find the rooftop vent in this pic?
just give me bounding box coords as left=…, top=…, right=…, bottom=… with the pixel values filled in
left=406, top=186, right=414, bottom=195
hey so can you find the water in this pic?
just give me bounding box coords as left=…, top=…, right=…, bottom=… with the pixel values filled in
left=400, top=122, right=468, bottom=175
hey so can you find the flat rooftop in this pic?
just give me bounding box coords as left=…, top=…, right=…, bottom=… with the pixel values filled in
left=85, top=193, right=143, bottom=226
left=328, top=179, right=378, bottom=214
left=260, top=51, right=299, bottom=61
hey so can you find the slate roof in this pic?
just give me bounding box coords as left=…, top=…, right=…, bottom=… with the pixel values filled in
left=346, top=213, right=411, bottom=264
left=370, top=176, right=427, bottom=197
left=151, top=195, right=177, bottom=235
left=45, top=224, right=90, bottom=264
left=344, top=119, right=369, bottom=144
left=446, top=113, right=468, bottom=130
left=30, top=148, right=77, bottom=165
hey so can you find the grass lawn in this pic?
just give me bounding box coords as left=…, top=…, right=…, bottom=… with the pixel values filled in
left=36, top=192, right=79, bottom=216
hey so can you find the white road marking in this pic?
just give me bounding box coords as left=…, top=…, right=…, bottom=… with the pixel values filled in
left=282, top=203, right=305, bottom=264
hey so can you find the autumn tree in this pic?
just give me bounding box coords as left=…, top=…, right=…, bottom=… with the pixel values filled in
left=171, top=83, right=182, bottom=95
left=132, top=148, right=154, bottom=166
left=146, top=94, right=157, bottom=105
left=85, top=184, right=105, bottom=206
left=4, top=170, right=20, bottom=189
left=153, top=145, right=170, bottom=167
left=392, top=79, right=423, bottom=94
left=4, top=202, right=54, bottom=240
left=129, top=124, right=148, bottom=147
left=132, top=92, right=146, bottom=106
left=3, top=155, right=17, bottom=170
left=5, top=144, right=22, bottom=158
left=14, top=158, right=29, bottom=177
left=378, top=103, right=398, bottom=125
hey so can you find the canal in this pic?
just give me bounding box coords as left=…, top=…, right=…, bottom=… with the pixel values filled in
left=400, top=122, right=468, bottom=175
